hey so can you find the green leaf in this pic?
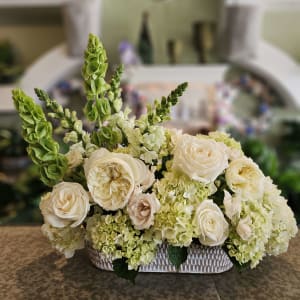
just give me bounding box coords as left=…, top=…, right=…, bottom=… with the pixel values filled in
left=278, top=169, right=300, bottom=193
left=167, top=245, right=188, bottom=270
left=112, top=258, right=138, bottom=283
left=242, top=138, right=279, bottom=178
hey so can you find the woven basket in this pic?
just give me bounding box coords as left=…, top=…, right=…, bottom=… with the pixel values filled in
left=87, top=243, right=233, bottom=274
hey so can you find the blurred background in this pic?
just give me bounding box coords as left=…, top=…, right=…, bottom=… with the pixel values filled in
left=0, top=0, right=299, bottom=225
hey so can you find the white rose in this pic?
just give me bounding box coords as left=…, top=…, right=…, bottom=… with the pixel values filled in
left=194, top=199, right=229, bottom=246
left=40, top=182, right=90, bottom=228
left=223, top=190, right=242, bottom=221
left=118, top=154, right=155, bottom=191
left=236, top=216, right=252, bottom=241
left=84, top=148, right=154, bottom=210
left=140, top=168, right=155, bottom=191
left=65, top=142, right=85, bottom=168
left=173, top=135, right=228, bottom=184
left=226, top=146, right=243, bottom=161
left=84, top=148, right=134, bottom=210
left=127, top=192, right=160, bottom=230
left=225, top=157, right=264, bottom=199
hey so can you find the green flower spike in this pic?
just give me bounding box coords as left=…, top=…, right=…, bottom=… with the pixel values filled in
left=82, top=34, right=110, bottom=124
left=12, top=89, right=67, bottom=186
left=137, top=82, right=188, bottom=132
left=34, top=88, right=93, bottom=151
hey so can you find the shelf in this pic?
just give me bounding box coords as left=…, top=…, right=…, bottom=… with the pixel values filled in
left=0, top=0, right=68, bottom=8
left=126, top=65, right=228, bottom=85
left=19, top=43, right=82, bottom=99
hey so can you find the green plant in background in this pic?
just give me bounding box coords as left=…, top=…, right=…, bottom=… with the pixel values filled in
left=0, top=129, right=27, bottom=157
left=242, top=138, right=279, bottom=179
left=0, top=40, right=22, bottom=84
left=0, top=164, right=48, bottom=224
left=0, top=128, right=48, bottom=224
left=276, top=120, right=300, bottom=224
left=278, top=120, right=300, bottom=162
left=242, top=137, right=300, bottom=224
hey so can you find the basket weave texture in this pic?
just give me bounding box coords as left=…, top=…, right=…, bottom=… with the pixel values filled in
left=87, top=243, right=233, bottom=273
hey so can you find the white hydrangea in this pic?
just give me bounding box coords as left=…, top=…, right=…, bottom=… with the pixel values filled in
left=226, top=199, right=273, bottom=268
left=41, top=223, right=85, bottom=258
left=262, top=177, right=298, bottom=255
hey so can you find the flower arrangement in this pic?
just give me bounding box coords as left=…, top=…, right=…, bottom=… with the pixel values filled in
left=12, top=35, right=298, bottom=282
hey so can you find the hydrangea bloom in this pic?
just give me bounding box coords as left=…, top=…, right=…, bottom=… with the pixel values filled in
left=86, top=211, right=158, bottom=270
left=41, top=223, right=85, bottom=258
left=123, top=123, right=166, bottom=164
left=263, top=179, right=298, bottom=255
left=208, top=131, right=242, bottom=151
left=226, top=199, right=273, bottom=268
left=152, top=171, right=210, bottom=246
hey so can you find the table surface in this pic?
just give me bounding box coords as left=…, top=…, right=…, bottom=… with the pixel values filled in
left=0, top=226, right=299, bottom=300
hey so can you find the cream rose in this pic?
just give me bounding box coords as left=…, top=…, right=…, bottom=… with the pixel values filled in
left=226, top=146, right=243, bottom=161
left=223, top=190, right=242, bottom=221
left=127, top=192, right=160, bottom=230
left=40, top=182, right=90, bottom=228
left=194, top=199, right=229, bottom=246
left=119, top=154, right=155, bottom=191
left=84, top=149, right=134, bottom=210
left=173, top=134, right=228, bottom=184
left=65, top=142, right=85, bottom=169
left=168, top=128, right=183, bottom=150
left=225, top=157, right=264, bottom=199
left=236, top=216, right=252, bottom=241
left=84, top=148, right=154, bottom=210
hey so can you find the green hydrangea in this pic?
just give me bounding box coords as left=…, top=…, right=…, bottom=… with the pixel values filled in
left=263, top=183, right=298, bottom=256
left=208, top=131, right=242, bottom=151
left=142, top=126, right=166, bottom=153
left=41, top=224, right=85, bottom=258
left=226, top=199, right=273, bottom=268
left=152, top=171, right=210, bottom=247
left=266, top=202, right=298, bottom=256
left=86, top=211, right=158, bottom=270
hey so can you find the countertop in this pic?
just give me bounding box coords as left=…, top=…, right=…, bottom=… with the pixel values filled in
left=0, top=226, right=299, bottom=300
